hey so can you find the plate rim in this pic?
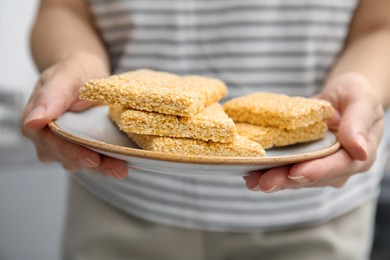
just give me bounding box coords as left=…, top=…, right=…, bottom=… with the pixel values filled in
left=48, top=110, right=340, bottom=165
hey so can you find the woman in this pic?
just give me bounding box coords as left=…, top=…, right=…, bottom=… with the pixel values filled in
left=22, top=0, right=389, bottom=259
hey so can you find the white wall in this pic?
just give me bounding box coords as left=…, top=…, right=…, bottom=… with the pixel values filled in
left=0, top=0, right=38, bottom=94
left=0, top=1, right=69, bottom=260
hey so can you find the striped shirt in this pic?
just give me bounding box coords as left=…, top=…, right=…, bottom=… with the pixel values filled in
left=75, top=0, right=386, bottom=231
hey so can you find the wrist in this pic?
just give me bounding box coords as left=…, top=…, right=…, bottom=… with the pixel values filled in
left=61, top=51, right=110, bottom=78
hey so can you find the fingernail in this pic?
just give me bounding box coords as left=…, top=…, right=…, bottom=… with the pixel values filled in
left=263, top=185, right=282, bottom=193
left=24, top=105, right=45, bottom=124
left=103, top=168, right=125, bottom=179
left=288, top=175, right=311, bottom=184
left=246, top=178, right=260, bottom=191
left=249, top=185, right=261, bottom=191
left=329, top=111, right=341, bottom=126
left=76, top=157, right=98, bottom=168
left=112, top=169, right=126, bottom=179
left=357, top=134, right=368, bottom=155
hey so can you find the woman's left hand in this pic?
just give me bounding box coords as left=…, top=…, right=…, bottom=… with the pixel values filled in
left=244, top=72, right=385, bottom=192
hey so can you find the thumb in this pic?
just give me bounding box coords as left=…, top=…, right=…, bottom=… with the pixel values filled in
left=23, top=78, right=83, bottom=130
left=69, top=99, right=97, bottom=112
left=336, top=94, right=379, bottom=161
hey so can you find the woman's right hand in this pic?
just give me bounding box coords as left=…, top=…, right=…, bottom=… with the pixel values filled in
left=21, top=52, right=128, bottom=179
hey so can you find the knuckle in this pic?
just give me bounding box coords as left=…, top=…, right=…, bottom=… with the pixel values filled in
left=330, top=179, right=348, bottom=188
left=35, top=148, right=55, bottom=163
left=39, top=66, right=55, bottom=83
left=20, top=125, right=29, bottom=137
left=37, top=154, right=53, bottom=163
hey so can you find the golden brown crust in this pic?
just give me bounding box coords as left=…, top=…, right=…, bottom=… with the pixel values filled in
left=80, top=69, right=227, bottom=117
left=223, top=92, right=334, bottom=130
left=127, top=133, right=265, bottom=157
left=110, top=103, right=236, bottom=143
left=235, top=121, right=328, bottom=149
left=109, top=105, right=264, bottom=157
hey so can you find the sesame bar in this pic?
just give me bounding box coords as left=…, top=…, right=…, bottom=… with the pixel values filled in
left=127, top=133, right=265, bottom=157
left=110, top=103, right=236, bottom=143
left=80, top=69, right=227, bottom=117
left=235, top=121, right=328, bottom=149
left=223, top=92, right=334, bottom=130
left=108, top=105, right=122, bottom=124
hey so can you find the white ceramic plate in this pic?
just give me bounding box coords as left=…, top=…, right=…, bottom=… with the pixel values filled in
left=49, top=106, right=340, bottom=177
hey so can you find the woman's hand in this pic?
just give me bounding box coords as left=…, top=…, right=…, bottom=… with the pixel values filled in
left=244, top=72, right=385, bottom=192
left=21, top=52, right=128, bottom=179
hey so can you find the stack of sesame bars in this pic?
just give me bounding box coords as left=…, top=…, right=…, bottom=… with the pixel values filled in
left=79, top=69, right=265, bottom=157
left=224, top=92, right=334, bottom=149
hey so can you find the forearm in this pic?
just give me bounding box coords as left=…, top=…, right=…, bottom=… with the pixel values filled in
left=324, top=0, right=390, bottom=109
left=30, top=1, right=109, bottom=73
left=326, top=28, right=390, bottom=109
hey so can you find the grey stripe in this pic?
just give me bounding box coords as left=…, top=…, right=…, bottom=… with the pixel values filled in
left=94, top=5, right=354, bottom=19
left=113, top=64, right=328, bottom=77
left=115, top=55, right=334, bottom=72
left=108, top=36, right=344, bottom=49
left=113, top=51, right=335, bottom=60
left=97, top=11, right=351, bottom=29
left=118, top=65, right=330, bottom=74
left=83, top=181, right=276, bottom=230
left=108, top=36, right=343, bottom=48
left=90, top=0, right=354, bottom=6
left=112, top=40, right=341, bottom=54
left=78, top=172, right=378, bottom=224
left=103, top=26, right=347, bottom=42
left=102, top=20, right=348, bottom=33
left=113, top=56, right=329, bottom=71
left=114, top=181, right=325, bottom=215
left=103, top=25, right=347, bottom=36
left=123, top=175, right=320, bottom=203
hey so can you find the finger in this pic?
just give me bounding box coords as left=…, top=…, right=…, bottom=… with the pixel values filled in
left=288, top=149, right=356, bottom=184
left=248, top=158, right=355, bottom=190
left=24, top=118, right=129, bottom=178
left=35, top=147, right=56, bottom=163
left=244, top=171, right=264, bottom=191
left=97, top=155, right=128, bottom=179
left=28, top=127, right=101, bottom=168
left=365, top=112, right=385, bottom=160
left=21, top=81, right=43, bottom=124
left=326, top=110, right=341, bottom=131
left=23, top=75, right=82, bottom=130
left=287, top=114, right=382, bottom=187
left=245, top=166, right=300, bottom=192
left=337, top=103, right=377, bottom=161
left=256, top=166, right=292, bottom=192
left=336, top=92, right=383, bottom=161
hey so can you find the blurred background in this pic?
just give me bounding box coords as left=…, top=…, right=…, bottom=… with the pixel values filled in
left=0, top=1, right=68, bottom=260
left=0, top=1, right=389, bottom=260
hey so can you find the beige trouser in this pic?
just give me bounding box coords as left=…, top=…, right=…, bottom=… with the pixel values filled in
left=62, top=180, right=376, bottom=260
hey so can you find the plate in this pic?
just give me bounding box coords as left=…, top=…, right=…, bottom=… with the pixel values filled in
left=48, top=106, right=340, bottom=177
